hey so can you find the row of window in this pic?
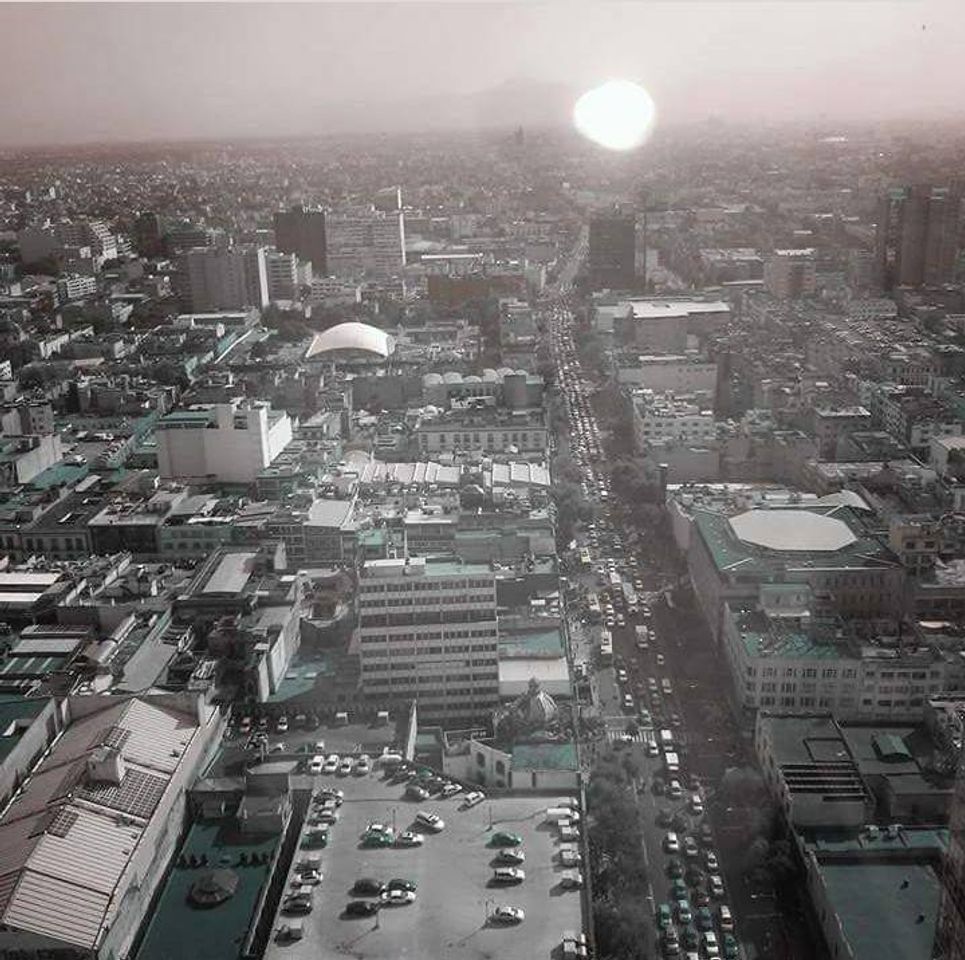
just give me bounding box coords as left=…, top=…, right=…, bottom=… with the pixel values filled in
left=361, top=594, right=493, bottom=608
left=361, top=578, right=493, bottom=592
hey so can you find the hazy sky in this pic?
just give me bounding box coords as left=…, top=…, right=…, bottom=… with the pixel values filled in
left=0, top=1, right=962, bottom=146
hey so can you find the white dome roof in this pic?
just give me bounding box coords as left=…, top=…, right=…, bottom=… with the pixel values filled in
left=424, top=373, right=444, bottom=385
left=305, top=322, right=395, bottom=360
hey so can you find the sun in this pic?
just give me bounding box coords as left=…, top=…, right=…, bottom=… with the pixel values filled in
left=573, top=80, right=656, bottom=151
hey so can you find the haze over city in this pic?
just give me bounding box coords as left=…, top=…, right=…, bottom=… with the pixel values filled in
left=1, top=1, right=965, bottom=147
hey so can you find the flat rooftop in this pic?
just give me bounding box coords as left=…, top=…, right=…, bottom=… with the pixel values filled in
left=264, top=773, right=582, bottom=960
left=136, top=819, right=279, bottom=960
left=818, top=860, right=940, bottom=960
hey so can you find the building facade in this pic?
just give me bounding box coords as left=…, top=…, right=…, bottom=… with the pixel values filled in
left=357, top=557, right=500, bottom=725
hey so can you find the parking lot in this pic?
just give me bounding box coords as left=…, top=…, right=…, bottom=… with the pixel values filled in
left=265, top=771, right=584, bottom=960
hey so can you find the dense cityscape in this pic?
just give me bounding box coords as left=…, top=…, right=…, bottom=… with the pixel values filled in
left=2, top=4, right=965, bottom=960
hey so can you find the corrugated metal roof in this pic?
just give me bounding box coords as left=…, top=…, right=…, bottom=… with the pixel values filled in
left=0, top=696, right=205, bottom=951
left=3, top=871, right=110, bottom=949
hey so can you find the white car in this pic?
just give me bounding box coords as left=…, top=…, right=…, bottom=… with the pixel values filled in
left=690, top=794, right=704, bottom=815
left=322, top=754, right=339, bottom=774
left=339, top=757, right=354, bottom=776
left=463, top=791, right=485, bottom=808
left=395, top=831, right=425, bottom=847
left=491, top=905, right=525, bottom=924
left=415, top=810, right=445, bottom=832
left=664, top=832, right=680, bottom=853
left=441, top=783, right=462, bottom=798
left=709, top=874, right=725, bottom=897
left=308, top=755, right=324, bottom=774
left=380, top=888, right=416, bottom=906
left=354, top=755, right=371, bottom=776
left=705, top=851, right=719, bottom=871
left=668, top=779, right=683, bottom=799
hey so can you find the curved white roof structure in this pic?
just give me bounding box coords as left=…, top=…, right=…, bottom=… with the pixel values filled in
left=729, top=509, right=857, bottom=552
left=305, top=322, right=395, bottom=360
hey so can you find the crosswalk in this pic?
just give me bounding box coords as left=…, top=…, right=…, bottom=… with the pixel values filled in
left=603, top=727, right=650, bottom=744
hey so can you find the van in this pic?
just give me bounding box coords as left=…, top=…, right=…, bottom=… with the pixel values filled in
left=334, top=711, right=349, bottom=726
left=660, top=729, right=674, bottom=750
left=719, top=905, right=734, bottom=932
left=547, top=807, right=581, bottom=822
left=664, top=751, right=680, bottom=775
left=662, top=678, right=673, bottom=696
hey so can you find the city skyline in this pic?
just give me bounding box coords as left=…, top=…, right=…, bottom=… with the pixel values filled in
left=0, top=1, right=964, bottom=148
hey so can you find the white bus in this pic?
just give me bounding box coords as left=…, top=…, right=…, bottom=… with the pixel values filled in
left=599, top=631, right=613, bottom=664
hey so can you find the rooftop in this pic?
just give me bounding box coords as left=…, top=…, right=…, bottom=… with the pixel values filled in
left=695, top=505, right=898, bottom=577
left=729, top=509, right=857, bottom=552
left=818, top=861, right=940, bottom=960
left=135, top=819, right=278, bottom=960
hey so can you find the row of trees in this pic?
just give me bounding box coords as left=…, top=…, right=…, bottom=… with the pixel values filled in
left=587, top=750, right=651, bottom=960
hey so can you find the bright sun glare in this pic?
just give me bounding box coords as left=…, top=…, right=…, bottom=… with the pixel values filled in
left=573, top=80, right=656, bottom=151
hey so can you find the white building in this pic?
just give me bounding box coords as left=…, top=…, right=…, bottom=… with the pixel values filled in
left=180, top=246, right=268, bottom=312
left=632, top=391, right=717, bottom=447
left=618, top=354, right=718, bottom=394
left=357, top=557, right=500, bottom=725
left=722, top=590, right=960, bottom=723
left=56, top=274, right=97, bottom=302
left=326, top=206, right=406, bottom=278
left=156, top=402, right=293, bottom=484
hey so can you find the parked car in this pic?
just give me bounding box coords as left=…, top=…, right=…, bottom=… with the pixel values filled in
left=415, top=811, right=445, bottom=832
left=345, top=900, right=380, bottom=918
left=491, top=867, right=525, bottom=885
left=352, top=878, right=385, bottom=896
left=355, top=755, right=371, bottom=776
left=664, top=832, right=680, bottom=854
left=463, top=790, right=485, bottom=808
left=339, top=757, right=354, bottom=776
left=308, top=756, right=324, bottom=775
left=491, top=905, right=525, bottom=924
left=394, top=831, right=424, bottom=847
left=490, top=831, right=523, bottom=847
left=495, top=848, right=525, bottom=865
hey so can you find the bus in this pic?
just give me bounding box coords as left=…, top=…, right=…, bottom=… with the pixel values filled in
left=599, top=630, right=613, bottom=664
left=624, top=582, right=638, bottom=612
left=635, top=624, right=649, bottom=650
left=608, top=571, right=622, bottom=596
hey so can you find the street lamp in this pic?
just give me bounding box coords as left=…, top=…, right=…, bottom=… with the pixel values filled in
left=391, top=807, right=397, bottom=834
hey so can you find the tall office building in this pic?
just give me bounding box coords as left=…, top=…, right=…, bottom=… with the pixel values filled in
left=265, top=250, right=299, bottom=302
left=764, top=248, right=817, bottom=299
left=273, top=206, right=327, bottom=275
left=588, top=213, right=636, bottom=290
left=876, top=185, right=963, bottom=290
left=326, top=206, right=406, bottom=278
left=179, top=246, right=268, bottom=312
left=357, top=557, right=500, bottom=725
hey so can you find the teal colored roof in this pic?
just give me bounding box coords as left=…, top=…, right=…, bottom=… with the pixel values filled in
left=267, top=655, right=334, bottom=703
left=136, top=819, right=278, bottom=960
left=730, top=606, right=847, bottom=661
left=512, top=742, right=578, bottom=771
left=0, top=695, right=48, bottom=762
left=694, top=506, right=898, bottom=576
left=872, top=733, right=912, bottom=761
left=818, top=861, right=940, bottom=960
left=358, top=528, right=386, bottom=546
left=500, top=628, right=564, bottom=658
left=29, top=461, right=89, bottom=490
